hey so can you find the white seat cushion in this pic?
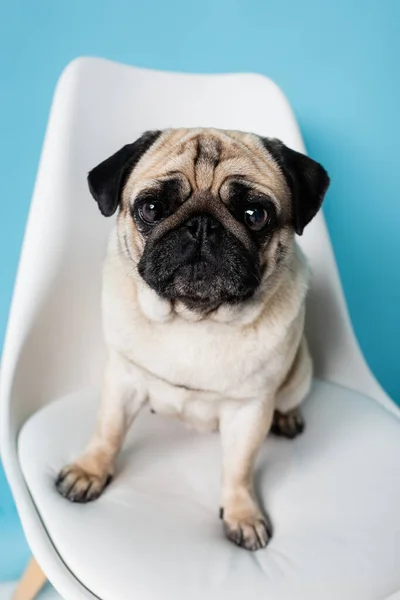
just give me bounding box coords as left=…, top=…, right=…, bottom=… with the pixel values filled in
left=19, top=380, right=400, bottom=600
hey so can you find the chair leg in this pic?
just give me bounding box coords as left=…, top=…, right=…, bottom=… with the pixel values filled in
left=13, top=557, right=47, bottom=600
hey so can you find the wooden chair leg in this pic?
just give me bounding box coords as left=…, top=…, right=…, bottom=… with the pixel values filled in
left=13, top=557, right=47, bottom=600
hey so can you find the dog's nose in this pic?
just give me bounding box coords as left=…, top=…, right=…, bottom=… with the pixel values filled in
left=185, top=214, right=220, bottom=243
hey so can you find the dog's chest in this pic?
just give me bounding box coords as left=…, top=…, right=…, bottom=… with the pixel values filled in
left=118, top=314, right=284, bottom=431
left=142, top=321, right=264, bottom=392
left=106, top=291, right=288, bottom=401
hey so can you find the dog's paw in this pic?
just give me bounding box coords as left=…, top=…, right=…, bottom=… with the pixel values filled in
left=223, top=511, right=272, bottom=551
left=271, top=407, right=305, bottom=439
left=222, top=499, right=272, bottom=551
left=55, top=463, right=112, bottom=503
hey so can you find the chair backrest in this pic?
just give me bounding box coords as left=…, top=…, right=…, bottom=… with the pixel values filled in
left=1, top=58, right=390, bottom=440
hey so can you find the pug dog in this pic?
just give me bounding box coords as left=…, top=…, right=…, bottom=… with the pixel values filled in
left=56, top=128, right=329, bottom=551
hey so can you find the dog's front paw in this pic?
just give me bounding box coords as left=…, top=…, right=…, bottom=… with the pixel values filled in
left=223, top=511, right=272, bottom=551
left=221, top=500, right=272, bottom=551
left=55, top=462, right=112, bottom=503
left=271, top=407, right=305, bottom=439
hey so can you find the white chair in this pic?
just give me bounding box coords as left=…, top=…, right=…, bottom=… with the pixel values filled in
left=1, top=57, right=400, bottom=600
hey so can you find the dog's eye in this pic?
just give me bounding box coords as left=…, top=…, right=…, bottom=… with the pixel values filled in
left=244, top=204, right=269, bottom=231
left=139, top=201, right=164, bottom=224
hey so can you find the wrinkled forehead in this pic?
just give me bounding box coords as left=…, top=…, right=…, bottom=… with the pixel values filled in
left=123, top=128, right=289, bottom=206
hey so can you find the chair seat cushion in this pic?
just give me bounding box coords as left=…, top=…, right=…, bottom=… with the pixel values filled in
left=18, top=380, right=400, bottom=600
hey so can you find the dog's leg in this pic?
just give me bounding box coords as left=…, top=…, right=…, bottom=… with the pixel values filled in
left=272, top=336, right=311, bottom=439
left=219, top=398, right=274, bottom=551
left=56, top=350, right=146, bottom=502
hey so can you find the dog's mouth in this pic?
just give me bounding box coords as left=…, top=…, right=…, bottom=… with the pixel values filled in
left=139, top=255, right=260, bottom=313
left=173, top=257, right=219, bottom=290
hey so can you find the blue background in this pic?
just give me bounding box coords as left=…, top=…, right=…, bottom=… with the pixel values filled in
left=0, top=0, right=399, bottom=581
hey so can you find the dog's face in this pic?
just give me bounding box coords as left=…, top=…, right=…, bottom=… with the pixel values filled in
left=88, top=129, right=329, bottom=313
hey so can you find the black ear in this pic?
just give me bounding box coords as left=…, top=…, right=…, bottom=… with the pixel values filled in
left=88, top=130, right=162, bottom=216
left=260, top=138, right=330, bottom=235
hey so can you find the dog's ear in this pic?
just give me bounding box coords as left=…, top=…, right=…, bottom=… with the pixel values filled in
left=260, top=138, right=330, bottom=235
left=88, top=130, right=162, bottom=217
